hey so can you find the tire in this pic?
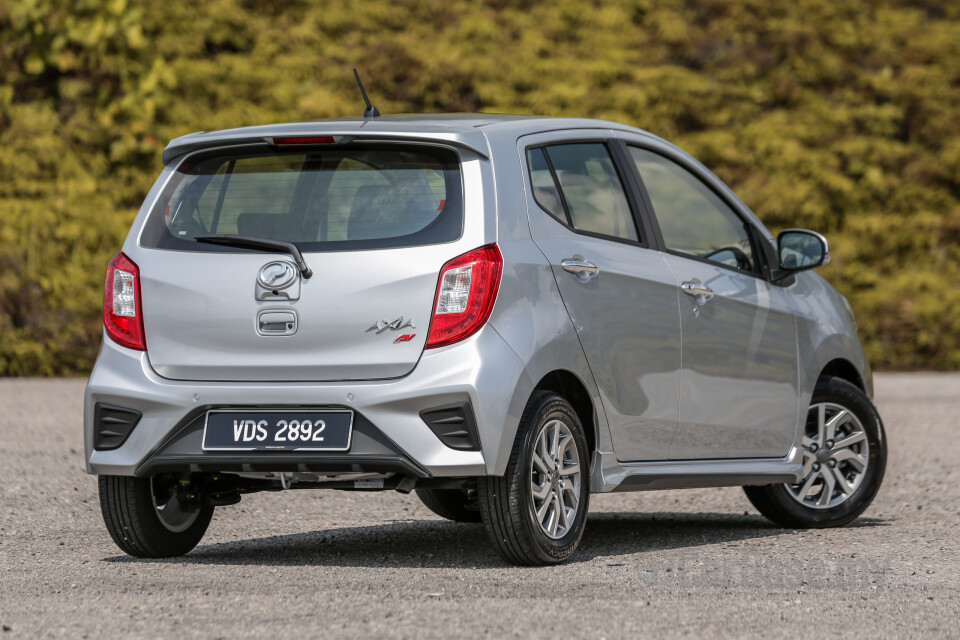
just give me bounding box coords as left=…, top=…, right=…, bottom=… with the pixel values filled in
left=416, top=487, right=481, bottom=523
left=99, top=475, right=214, bottom=558
left=478, top=392, right=590, bottom=565
left=744, top=376, right=887, bottom=528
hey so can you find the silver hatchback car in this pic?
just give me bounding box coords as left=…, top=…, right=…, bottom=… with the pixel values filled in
left=86, top=114, right=886, bottom=565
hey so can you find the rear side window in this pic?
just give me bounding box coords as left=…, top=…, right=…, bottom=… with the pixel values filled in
left=526, top=148, right=566, bottom=223
left=526, top=143, right=639, bottom=242
left=140, top=144, right=462, bottom=251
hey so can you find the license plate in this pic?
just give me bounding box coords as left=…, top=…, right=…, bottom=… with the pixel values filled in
left=202, top=410, right=353, bottom=452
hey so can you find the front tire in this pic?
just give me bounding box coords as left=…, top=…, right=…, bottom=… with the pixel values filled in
left=478, top=392, right=590, bottom=565
left=99, top=474, right=214, bottom=558
left=744, top=377, right=887, bottom=528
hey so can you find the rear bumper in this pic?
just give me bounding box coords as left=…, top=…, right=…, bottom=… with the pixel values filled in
left=131, top=408, right=431, bottom=478
left=84, top=324, right=527, bottom=478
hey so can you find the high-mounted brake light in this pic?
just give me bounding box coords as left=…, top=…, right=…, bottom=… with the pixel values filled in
left=425, top=245, right=502, bottom=349
left=103, top=252, right=146, bottom=351
left=272, top=136, right=336, bottom=145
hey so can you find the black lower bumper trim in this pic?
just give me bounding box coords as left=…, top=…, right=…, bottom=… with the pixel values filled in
left=133, top=405, right=429, bottom=479
left=138, top=454, right=427, bottom=478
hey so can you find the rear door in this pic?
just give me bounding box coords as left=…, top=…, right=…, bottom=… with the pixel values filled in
left=625, top=145, right=800, bottom=459
left=522, top=134, right=682, bottom=462
left=135, top=142, right=466, bottom=382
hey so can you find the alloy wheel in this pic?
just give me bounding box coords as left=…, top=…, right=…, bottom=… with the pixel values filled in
left=529, top=419, right=582, bottom=539
left=786, top=402, right=870, bottom=509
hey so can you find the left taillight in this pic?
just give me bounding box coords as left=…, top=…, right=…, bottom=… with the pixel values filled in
left=103, top=252, right=145, bottom=351
left=425, top=244, right=503, bottom=349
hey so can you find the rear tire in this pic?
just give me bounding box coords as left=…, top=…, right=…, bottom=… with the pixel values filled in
left=744, top=377, right=886, bottom=528
left=416, top=487, right=481, bottom=523
left=99, top=475, right=214, bottom=558
left=478, top=392, right=590, bottom=565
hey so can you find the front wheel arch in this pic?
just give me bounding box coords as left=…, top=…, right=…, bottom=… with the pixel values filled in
left=818, top=357, right=865, bottom=392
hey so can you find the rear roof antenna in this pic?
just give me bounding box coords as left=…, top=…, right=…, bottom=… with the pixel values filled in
left=353, top=68, right=381, bottom=120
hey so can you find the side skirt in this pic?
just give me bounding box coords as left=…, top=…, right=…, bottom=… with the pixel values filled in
left=590, top=449, right=804, bottom=493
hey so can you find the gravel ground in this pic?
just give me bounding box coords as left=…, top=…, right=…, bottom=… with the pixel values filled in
left=0, top=373, right=958, bottom=639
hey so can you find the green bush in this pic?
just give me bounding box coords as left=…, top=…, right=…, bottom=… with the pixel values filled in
left=1, top=0, right=959, bottom=374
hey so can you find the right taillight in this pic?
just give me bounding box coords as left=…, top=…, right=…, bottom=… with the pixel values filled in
left=425, top=244, right=502, bottom=349
left=103, top=252, right=146, bottom=351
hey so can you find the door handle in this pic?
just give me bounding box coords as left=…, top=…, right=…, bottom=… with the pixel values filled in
left=680, top=280, right=714, bottom=303
left=561, top=257, right=599, bottom=282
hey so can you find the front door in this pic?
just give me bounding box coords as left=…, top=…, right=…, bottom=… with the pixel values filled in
left=627, top=145, right=800, bottom=459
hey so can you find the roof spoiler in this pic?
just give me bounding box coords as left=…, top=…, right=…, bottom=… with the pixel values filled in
left=161, top=129, right=490, bottom=165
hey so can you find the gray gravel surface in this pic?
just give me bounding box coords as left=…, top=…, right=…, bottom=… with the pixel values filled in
left=1, top=374, right=958, bottom=638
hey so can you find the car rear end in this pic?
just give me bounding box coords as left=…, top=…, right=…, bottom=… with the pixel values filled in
left=84, top=123, right=526, bottom=492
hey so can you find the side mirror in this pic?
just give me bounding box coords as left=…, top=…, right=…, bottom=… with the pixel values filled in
left=777, top=229, right=830, bottom=273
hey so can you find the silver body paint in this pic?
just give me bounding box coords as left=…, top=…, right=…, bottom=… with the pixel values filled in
left=85, top=115, right=870, bottom=492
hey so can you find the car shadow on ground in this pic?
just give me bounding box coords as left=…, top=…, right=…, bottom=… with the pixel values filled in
left=103, top=511, right=887, bottom=568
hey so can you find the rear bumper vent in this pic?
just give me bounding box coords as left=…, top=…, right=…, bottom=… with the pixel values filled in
left=419, top=402, right=481, bottom=451
left=93, top=403, right=142, bottom=450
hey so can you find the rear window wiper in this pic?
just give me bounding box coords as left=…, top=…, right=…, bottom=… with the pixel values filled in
left=194, top=234, right=313, bottom=279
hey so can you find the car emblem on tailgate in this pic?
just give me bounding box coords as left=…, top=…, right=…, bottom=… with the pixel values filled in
left=366, top=317, right=415, bottom=334
left=255, top=260, right=301, bottom=301
left=257, top=261, right=298, bottom=290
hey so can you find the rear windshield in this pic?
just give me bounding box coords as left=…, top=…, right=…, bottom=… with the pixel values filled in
left=140, top=144, right=463, bottom=251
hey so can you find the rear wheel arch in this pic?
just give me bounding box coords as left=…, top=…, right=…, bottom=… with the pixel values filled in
left=532, top=370, right=597, bottom=458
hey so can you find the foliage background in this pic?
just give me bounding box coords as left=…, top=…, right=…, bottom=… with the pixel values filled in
left=1, top=0, right=959, bottom=375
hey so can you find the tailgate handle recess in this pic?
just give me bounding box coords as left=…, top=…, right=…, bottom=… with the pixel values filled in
left=257, top=310, right=298, bottom=336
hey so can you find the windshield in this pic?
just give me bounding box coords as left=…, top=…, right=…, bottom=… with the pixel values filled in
left=140, top=144, right=463, bottom=251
